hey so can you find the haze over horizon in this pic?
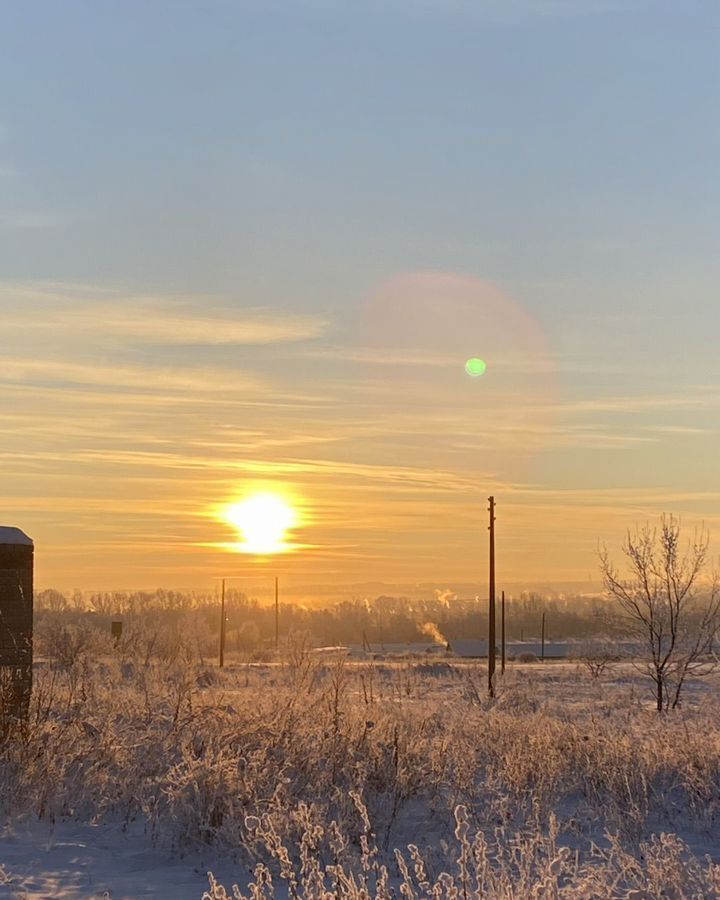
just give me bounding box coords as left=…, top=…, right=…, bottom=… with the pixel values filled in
left=1, top=2, right=719, bottom=591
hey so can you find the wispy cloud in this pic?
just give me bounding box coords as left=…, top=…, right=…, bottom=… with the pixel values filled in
left=0, top=358, right=263, bottom=393
left=0, top=282, right=329, bottom=346
left=301, top=344, right=631, bottom=376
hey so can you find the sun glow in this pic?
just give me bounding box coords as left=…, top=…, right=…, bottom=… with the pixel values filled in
left=223, top=493, right=298, bottom=554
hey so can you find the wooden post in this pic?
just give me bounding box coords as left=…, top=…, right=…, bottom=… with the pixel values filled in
left=219, top=578, right=226, bottom=668
left=488, top=496, right=496, bottom=697
left=541, top=610, right=545, bottom=662
left=501, top=590, right=506, bottom=675
left=274, top=576, right=279, bottom=650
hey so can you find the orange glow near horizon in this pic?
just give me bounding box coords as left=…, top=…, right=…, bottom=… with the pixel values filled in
left=6, top=273, right=718, bottom=593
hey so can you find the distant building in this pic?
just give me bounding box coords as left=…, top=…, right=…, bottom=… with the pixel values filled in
left=449, top=639, right=572, bottom=659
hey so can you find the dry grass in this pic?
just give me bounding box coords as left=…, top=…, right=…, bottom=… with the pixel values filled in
left=2, top=639, right=720, bottom=897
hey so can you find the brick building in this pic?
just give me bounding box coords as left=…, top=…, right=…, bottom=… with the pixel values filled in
left=0, top=526, right=33, bottom=721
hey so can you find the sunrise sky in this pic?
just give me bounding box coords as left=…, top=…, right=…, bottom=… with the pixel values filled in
left=1, top=1, right=719, bottom=591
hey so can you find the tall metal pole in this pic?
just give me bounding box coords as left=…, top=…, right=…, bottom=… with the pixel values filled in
left=501, top=589, right=506, bottom=675
left=488, top=496, right=496, bottom=697
left=219, top=577, right=226, bottom=668
left=274, top=576, right=279, bottom=650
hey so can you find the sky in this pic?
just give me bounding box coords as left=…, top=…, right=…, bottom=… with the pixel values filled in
left=1, top=0, right=719, bottom=592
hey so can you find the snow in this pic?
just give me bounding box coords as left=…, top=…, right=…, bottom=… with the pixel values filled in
left=0, top=822, right=241, bottom=899
left=4, top=658, right=720, bottom=897
left=0, top=527, right=32, bottom=547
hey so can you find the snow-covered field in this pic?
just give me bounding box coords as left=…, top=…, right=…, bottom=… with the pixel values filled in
left=2, top=654, right=720, bottom=898
left=0, top=820, right=240, bottom=898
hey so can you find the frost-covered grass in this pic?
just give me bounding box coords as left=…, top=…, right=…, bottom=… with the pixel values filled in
left=2, top=649, right=720, bottom=897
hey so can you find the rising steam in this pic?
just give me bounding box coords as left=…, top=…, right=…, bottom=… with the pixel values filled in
left=421, top=622, right=448, bottom=646
left=434, top=588, right=457, bottom=608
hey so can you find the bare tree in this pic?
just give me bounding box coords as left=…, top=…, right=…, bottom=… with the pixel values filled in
left=599, top=515, right=720, bottom=712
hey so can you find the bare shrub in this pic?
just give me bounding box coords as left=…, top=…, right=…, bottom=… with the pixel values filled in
left=0, top=666, right=31, bottom=736
left=283, top=630, right=317, bottom=684
left=36, top=617, right=108, bottom=671
left=600, top=515, right=720, bottom=711
left=205, top=802, right=720, bottom=900
left=572, top=638, right=620, bottom=679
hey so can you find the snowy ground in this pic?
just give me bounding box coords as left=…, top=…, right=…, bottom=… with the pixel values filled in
left=2, top=657, right=720, bottom=898
left=0, top=821, right=249, bottom=899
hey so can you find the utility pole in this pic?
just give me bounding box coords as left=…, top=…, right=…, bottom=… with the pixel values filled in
left=219, top=578, right=226, bottom=668
left=541, top=610, right=546, bottom=662
left=488, top=496, right=496, bottom=697
left=501, top=589, right=506, bottom=675
left=274, top=576, right=279, bottom=650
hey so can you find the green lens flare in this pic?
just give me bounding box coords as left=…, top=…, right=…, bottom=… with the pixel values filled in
left=465, top=358, right=487, bottom=377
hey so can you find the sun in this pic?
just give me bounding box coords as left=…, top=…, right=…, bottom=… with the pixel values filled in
left=223, top=493, right=298, bottom=554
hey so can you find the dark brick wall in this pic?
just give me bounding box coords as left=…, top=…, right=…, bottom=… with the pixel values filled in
left=0, top=544, right=33, bottom=667
left=0, top=543, right=33, bottom=722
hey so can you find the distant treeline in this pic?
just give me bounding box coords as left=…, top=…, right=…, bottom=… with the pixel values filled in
left=34, top=588, right=611, bottom=652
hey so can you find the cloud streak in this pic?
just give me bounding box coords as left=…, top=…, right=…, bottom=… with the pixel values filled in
left=0, top=282, right=328, bottom=347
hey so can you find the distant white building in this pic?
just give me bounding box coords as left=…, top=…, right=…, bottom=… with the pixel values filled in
left=449, top=639, right=572, bottom=659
